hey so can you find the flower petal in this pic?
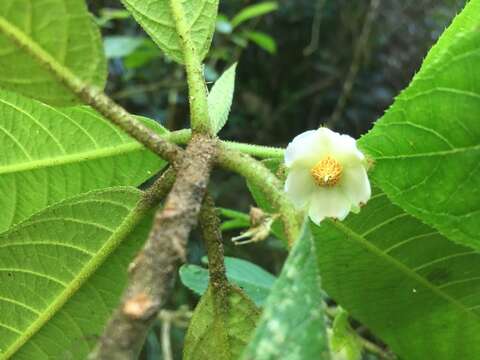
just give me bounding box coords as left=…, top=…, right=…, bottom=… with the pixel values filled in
left=285, top=130, right=326, bottom=168
left=308, top=188, right=351, bottom=225
left=328, top=132, right=365, bottom=165
left=340, top=165, right=371, bottom=206
left=285, top=167, right=316, bottom=208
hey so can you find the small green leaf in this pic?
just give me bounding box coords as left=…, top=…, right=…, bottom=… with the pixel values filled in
left=242, top=222, right=330, bottom=360
left=0, top=0, right=106, bottom=105
left=0, top=187, right=152, bottom=359
left=208, top=63, right=237, bottom=134
left=244, top=31, right=277, bottom=54
left=121, top=0, right=219, bottom=64
left=104, top=36, right=145, bottom=58
left=180, top=257, right=276, bottom=306
left=231, top=2, right=279, bottom=28
left=315, top=190, right=480, bottom=359
left=183, top=285, right=260, bottom=360
left=0, top=90, right=166, bottom=233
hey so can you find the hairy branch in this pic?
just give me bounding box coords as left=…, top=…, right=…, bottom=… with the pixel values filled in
left=0, top=17, right=182, bottom=165
left=200, top=194, right=228, bottom=295
left=89, top=134, right=217, bottom=360
left=168, top=129, right=285, bottom=159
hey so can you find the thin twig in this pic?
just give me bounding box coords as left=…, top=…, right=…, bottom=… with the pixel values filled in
left=88, top=134, right=217, bottom=360
left=303, top=0, right=327, bottom=55
left=326, top=0, right=381, bottom=129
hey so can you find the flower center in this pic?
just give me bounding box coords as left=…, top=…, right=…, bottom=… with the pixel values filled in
left=310, top=156, right=343, bottom=187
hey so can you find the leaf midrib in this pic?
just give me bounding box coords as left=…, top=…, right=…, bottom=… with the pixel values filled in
left=327, top=219, right=480, bottom=320
left=1, top=190, right=143, bottom=359
left=0, top=142, right=144, bottom=175
left=367, top=143, right=480, bottom=160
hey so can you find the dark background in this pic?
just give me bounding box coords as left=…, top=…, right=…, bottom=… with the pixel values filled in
left=86, top=1, right=466, bottom=358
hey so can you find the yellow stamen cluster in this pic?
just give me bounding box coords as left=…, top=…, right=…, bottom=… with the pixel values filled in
left=310, top=156, right=343, bottom=187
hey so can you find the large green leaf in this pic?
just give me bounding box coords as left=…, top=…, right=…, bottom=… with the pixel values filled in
left=359, top=25, right=480, bottom=249
left=0, top=187, right=152, bottom=359
left=0, top=90, right=165, bottom=233
left=242, top=223, right=330, bottom=360
left=180, top=256, right=276, bottom=306
left=183, top=285, right=259, bottom=360
left=121, top=0, right=219, bottom=64
left=314, top=191, right=480, bottom=360
left=0, top=0, right=106, bottom=105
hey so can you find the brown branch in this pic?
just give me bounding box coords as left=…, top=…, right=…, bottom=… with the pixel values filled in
left=88, top=134, right=217, bottom=360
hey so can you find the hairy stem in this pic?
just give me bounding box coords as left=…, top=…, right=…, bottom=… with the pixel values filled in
left=169, top=0, right=212, bottom=134
left=200, top=194, right=229, bottom=299
left=0, top=17, right=182, bottom=165
left=217, top=145, right=300, bottom=247
left=168, top=129, right=285, bottom=158
left=89, top=134, right=217, bottom=360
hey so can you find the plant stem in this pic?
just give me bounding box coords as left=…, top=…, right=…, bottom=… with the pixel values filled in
left=223, top=140, right=285, bottom=158
left=217, top=145, right=300, bottom=247
left=168, top=129, right=285, bottom=158
left=199, top=195, right=229, bottom=308
left=0, top=16, right=182, bottom=165
left=169, top=0, right=212, bottom=134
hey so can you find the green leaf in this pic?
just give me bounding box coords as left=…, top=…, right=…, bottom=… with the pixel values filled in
left=359, top=27, right=480, bottom=249
left=179, top=257, right=276, bottom=306
left=208, top=63, right=237, bottom=134
left=231, top=2, right=278, bottom=28
left=0, top=90, right=166, bottom=233
left=314, top=190, right=480, bottom=359
left=121, top=0, right=219, bottom=64
left=0, top=0, right=106, bottom=105
left=242, top=222, right=330, bottom=360
left=104, top=36, right=145, bottom=58
left=183, top=285, right=260, bottom=360
left=244, top=31, right=277, bottom=54
left=0, top=187, right=152, bottom=359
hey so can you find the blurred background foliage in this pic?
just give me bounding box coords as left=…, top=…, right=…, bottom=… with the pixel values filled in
left=86, top=1, right=466, bottom=358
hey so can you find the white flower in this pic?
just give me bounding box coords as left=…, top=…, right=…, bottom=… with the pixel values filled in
left=284, top=128, right=371, bottom=225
